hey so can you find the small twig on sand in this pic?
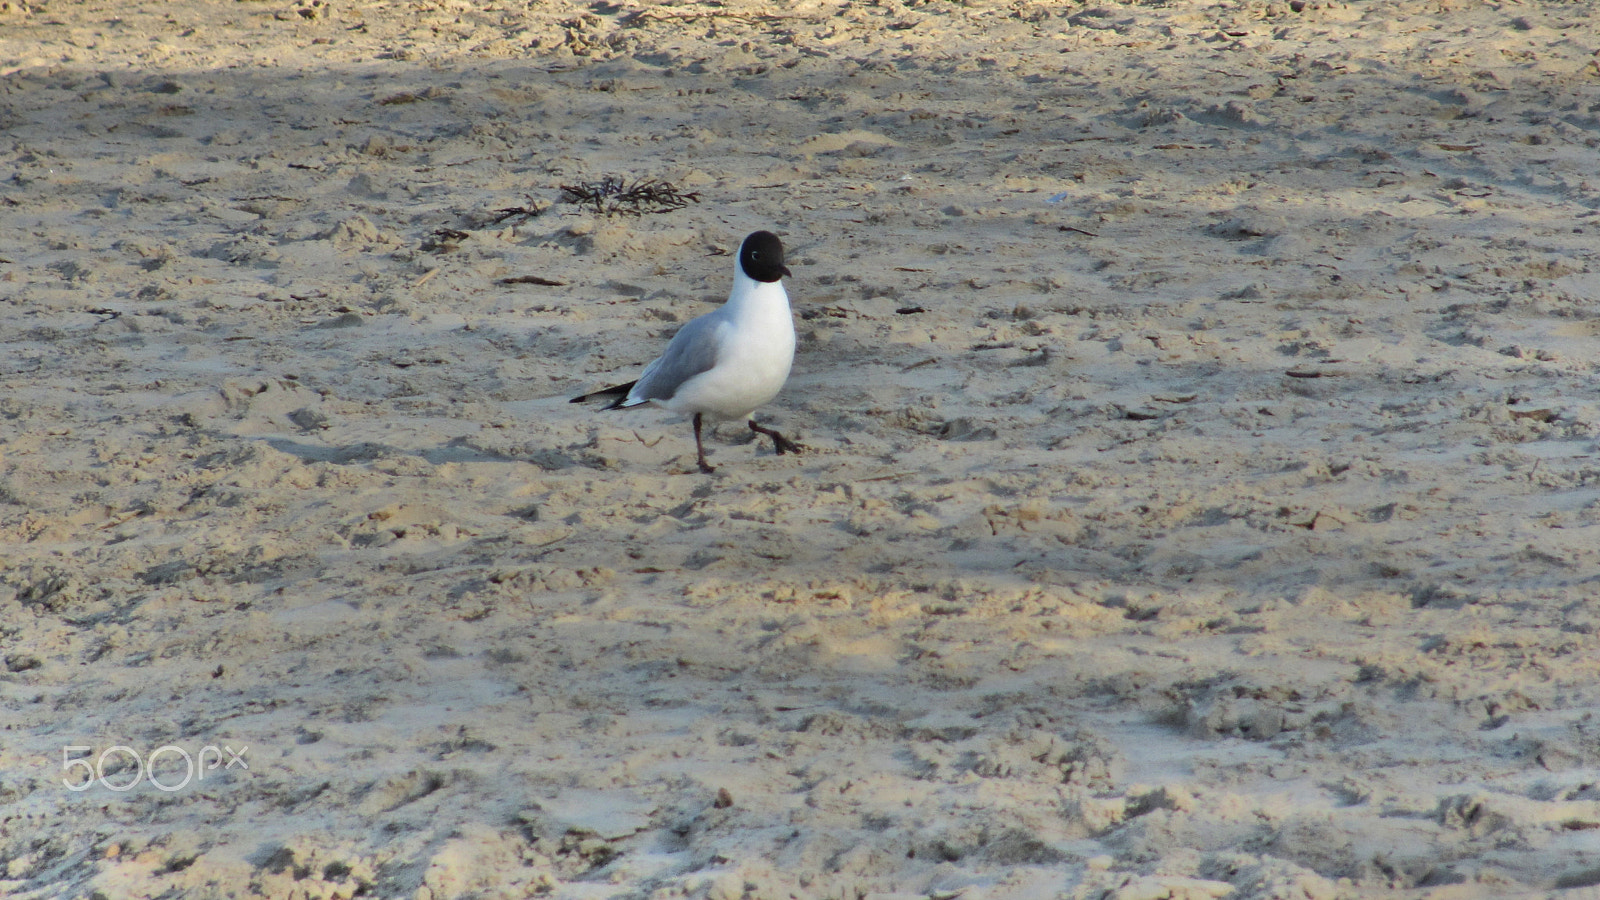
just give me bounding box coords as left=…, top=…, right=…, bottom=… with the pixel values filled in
left=559, top=176, right=701, bottom=217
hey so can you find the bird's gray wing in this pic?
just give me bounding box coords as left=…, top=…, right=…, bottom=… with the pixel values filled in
left=622, top=315, right=727, bottom=405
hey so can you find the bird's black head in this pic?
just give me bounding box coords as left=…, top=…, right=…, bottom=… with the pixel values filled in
left=738, top=231, right=791, bottom=283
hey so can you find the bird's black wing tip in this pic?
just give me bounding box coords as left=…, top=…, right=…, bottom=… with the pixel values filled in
left=571, top=380, right=638, bottom=406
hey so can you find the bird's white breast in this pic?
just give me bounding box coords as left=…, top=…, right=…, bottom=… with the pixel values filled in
left=662, top=276, right=794, bottom=420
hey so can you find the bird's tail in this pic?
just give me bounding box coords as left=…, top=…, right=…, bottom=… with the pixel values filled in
left=570, top=380, right=638, bottom=410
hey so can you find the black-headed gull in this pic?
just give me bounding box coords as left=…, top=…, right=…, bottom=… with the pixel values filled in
left=572, top=230, right=802, bottom=473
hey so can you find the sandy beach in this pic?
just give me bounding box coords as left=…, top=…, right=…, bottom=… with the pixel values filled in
left=4, top=1, right=1600, bottom=897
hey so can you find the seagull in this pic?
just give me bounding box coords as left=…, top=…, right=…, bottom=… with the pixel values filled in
left=571, top=230, right=802, bottom=473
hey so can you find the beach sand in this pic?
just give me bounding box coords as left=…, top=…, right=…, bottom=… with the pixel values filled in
left=4, top=1, right=1600, bottom=897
